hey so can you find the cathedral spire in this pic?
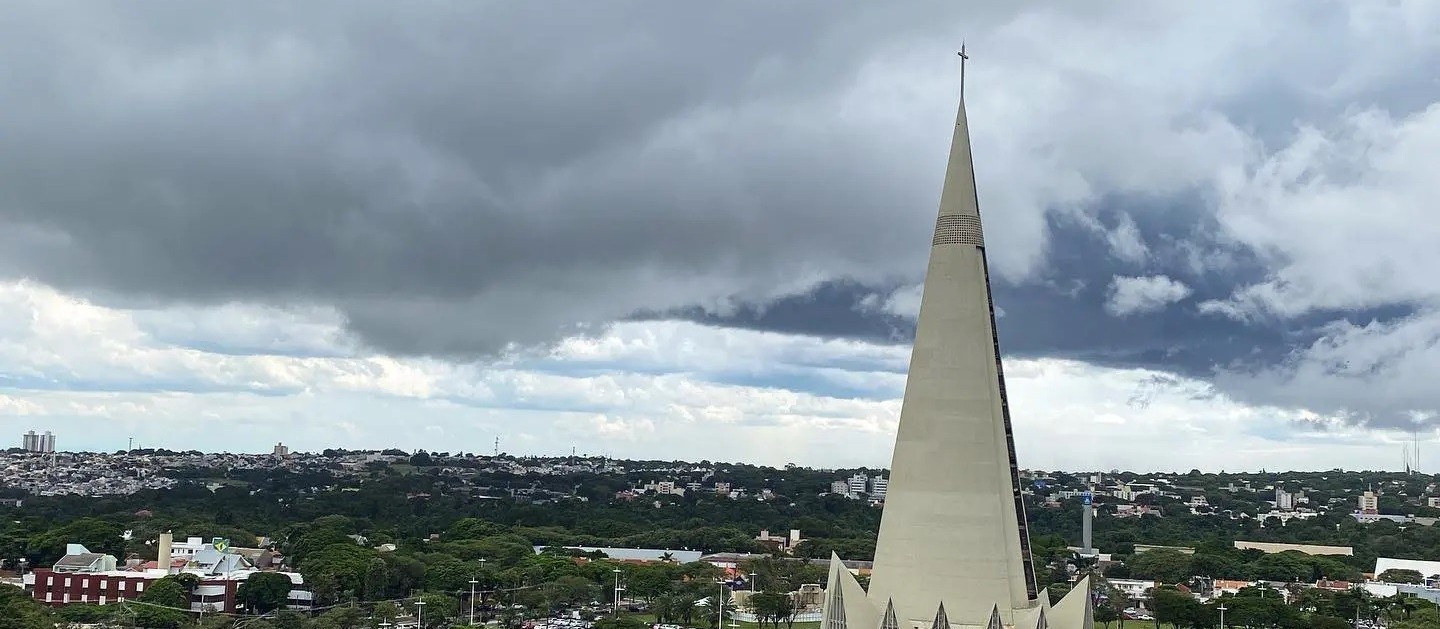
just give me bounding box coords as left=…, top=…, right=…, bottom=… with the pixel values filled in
left=821, top=55, right=1093, bottom=629
left=862, top=61, right=1036, bottom=626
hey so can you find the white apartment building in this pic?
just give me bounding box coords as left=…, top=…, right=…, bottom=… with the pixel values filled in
left=1359, top=490, right=1379, bottom=515
left=1275, top=488, right=1295, bottom=511
left=870, top=475, right=888, bottom=500
left=847, top=473, right=868, bottom=496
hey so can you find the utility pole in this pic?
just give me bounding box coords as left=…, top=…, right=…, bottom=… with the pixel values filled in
left=416, top=598, right=426, bottom=629
left=1217, top=603, right=1226, bottom=629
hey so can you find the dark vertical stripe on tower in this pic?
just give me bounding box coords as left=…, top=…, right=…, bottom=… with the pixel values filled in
left=979, top=253, right=1039, bottom=600
left=965, top=111, right=1040, bottom=599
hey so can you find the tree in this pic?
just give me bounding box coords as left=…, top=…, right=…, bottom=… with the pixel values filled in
left=1378, top=568, right=1424, bottom=584
left=135, top=576, right=192, bottom=629
left=363, top=558, right=389, bottom=601
left=372, top=601, right=401, bottom=624
left=419, top=552, right=473, bottom=592
left=0, top=584, right=55, bottom=629
left=743, top=590, right=796, bottom=629
left=627, top=563, right=675, bottom=602
left=1047, top=583, right=1072, bottom=606
left=301, top=543, right=377, bottom=598
left=545, top=575, right=597, bottom=609
left=312, top=606, right=366, bottom=629
left=415, top=593, right=457, bottom=629
left=24, top=518, right=125, bottom=564
left=238, top=572, right=295, bottom=614
left=1094, top=599, right=1119, bottom=628
left=1153, top=586, right=1211, bottom=629
left=1129, top=549, right=1192, bottom=585
left=776, top=592, right=797, bottom=629
left=702, top=589, right=735, bottom=629
left=1309, top=616, right=1350, bottom=629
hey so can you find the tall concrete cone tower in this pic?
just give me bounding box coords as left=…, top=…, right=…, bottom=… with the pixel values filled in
left=820, top=81, right=1092, bottom=629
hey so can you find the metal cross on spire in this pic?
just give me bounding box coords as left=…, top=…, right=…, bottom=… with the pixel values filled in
left=958, top=43, right=969, bottom=99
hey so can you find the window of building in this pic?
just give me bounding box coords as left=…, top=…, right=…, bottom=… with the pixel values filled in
left=118, top=581, right=126, bottom=591
left=64, top=577, right=71, bottom=587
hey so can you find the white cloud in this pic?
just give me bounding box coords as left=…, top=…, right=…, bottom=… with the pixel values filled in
left=2, top=278, right=1430, bottom=470
left=0, top=394, right=44, bottom=415
left=1215, top=309, right=1440, bottom=427
left=1105, top=214, right=1150, bottom=265
left=857, top=285, right=924, bottom=320
left=1206, top=105, right=1440, bottom=320
left=1104, top=275, right=1193, bottom=316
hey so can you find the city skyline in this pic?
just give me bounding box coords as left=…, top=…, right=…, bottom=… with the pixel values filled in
left=2, top=3, right=1440, bottom=471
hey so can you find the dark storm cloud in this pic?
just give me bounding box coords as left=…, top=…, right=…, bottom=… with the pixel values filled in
left=0, top=0, right=1020, bottom=356
left=4, top=1, right=1440, bottom=432
left=693, top=195, right=1420, bottom=401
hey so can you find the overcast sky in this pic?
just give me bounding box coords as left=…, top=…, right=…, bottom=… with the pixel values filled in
left=2, top=1, right=1439, bottom=471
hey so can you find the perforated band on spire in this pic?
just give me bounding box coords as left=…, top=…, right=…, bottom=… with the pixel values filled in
left=932, top=214, right=984, bottom=247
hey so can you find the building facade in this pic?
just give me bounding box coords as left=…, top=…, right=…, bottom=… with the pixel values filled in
left=1359, top=490, right=1380, bottom=515
left=20, top=430, right=55, bottom=453
left=29, top=535, right=311, bottom=614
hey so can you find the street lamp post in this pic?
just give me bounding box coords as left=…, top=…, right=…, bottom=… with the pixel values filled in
left=478, top=558, right=488, bottom=624
left=1217, top=603, right=1227, bottom=629
left=613, top=569, right=623, bottom=617
left=717, top=582, right=725, bottom=629
left=470, top=577, right=480, bottom=626
left=416, top=598, right=427, bottom=629
left=749, top=572, right=757, bottom=592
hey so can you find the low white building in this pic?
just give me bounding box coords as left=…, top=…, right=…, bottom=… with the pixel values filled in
left=1375, top=558, right=1440, bottom=583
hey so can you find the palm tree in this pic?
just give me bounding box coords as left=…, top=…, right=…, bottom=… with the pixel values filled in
left=661, top=552, right=676, bottom=564
left=704, top=590, right=734, bottom=629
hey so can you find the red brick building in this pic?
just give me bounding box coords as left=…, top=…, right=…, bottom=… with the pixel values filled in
left=30, top=567, right=241, bottom=612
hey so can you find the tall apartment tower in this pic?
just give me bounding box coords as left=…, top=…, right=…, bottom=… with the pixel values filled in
left=22, top=430, right=38, bottom=452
